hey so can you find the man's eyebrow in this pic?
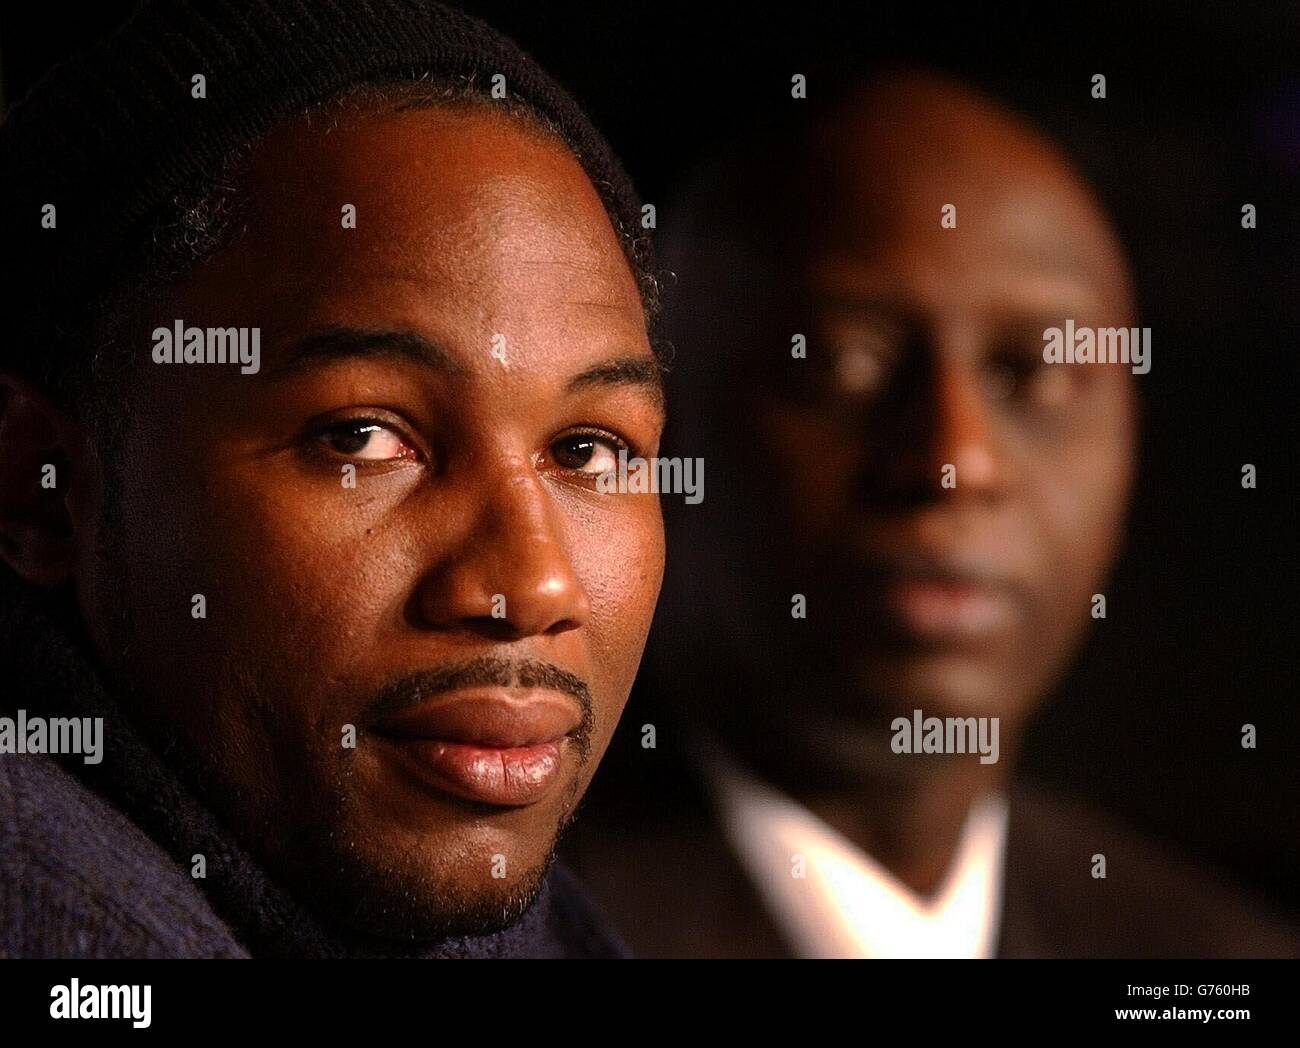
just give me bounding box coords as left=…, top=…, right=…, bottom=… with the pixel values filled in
left=567, top=357, right=666, bottom=410
left=267, top=327, right=467, bottom=380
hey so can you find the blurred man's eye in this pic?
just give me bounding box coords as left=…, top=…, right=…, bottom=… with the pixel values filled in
left=550, top=431, right=624, bottom=476
left=314, top=419, right=418, bottom=462
left=821, top=315, right=902, bottom=398
left=983, top=351, right=1074, bottom=409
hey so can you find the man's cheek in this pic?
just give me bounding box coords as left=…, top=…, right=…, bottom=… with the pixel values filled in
left=588, top=560, right=660, bottom=663
left=1029, top=484, right=1109, bottom=640
left=578, top=590, right=653, bottom=735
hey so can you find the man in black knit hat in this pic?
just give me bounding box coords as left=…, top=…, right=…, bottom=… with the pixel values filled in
left=0, top=0, right=664, bottom=958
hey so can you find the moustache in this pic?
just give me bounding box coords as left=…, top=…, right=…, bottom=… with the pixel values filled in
left=359, top=655, right=596, bottom=759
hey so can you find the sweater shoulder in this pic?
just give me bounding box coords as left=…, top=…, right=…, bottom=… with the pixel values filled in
left=540, top=860, right=632, bottom=958
left=0, top=752, right=247, bottom=958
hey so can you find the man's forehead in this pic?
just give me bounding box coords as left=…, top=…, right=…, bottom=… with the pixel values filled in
left=805, top=194, right=1126, bottom=315
left=800, top=81, right=1133, bottom=316
left=807, top=253, right=1114, bottom=321
left=163, top=101, right=649, bottom=357
left=254, top=322, right=665, bottom=417
left=229, top=106, right=640, bottom=309
left=248, top=103, right=601, bottom=227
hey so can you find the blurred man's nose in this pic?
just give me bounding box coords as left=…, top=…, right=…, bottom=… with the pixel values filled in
left=861, top=326, right=1011, bottom=508
left=416, top=461, right=591, bottom=639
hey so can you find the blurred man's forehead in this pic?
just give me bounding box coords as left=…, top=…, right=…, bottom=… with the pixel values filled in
left=801, top=78, right=1135, bottom=320
left=806, top=256, right=1112, bottom=324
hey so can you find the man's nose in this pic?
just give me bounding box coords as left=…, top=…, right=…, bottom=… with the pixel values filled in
left=416, top=462, right=591, bottom=639
left=864, top=343, right=1011, bottom=507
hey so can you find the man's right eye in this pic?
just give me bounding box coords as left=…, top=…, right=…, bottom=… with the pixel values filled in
left=314, top=419, right=419, bottom=462
left=821, top=316, right=900, bottom=398
left=548, top=430, right=626, bottom=477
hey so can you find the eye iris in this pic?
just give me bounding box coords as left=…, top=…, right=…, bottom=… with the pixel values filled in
left=330, top=423, right=378, bottom=455
left=556, top=436, right=597, bottom=469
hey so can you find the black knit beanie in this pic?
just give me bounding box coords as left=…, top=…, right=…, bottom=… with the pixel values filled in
left=0, top=0, right=656, bottom=394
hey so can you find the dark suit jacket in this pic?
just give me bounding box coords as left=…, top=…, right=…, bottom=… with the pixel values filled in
left=563, top=766, right=1298, bottom=959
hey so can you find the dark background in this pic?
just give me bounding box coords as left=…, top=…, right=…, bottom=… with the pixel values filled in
left=2, top=1, right=1296, bottom=914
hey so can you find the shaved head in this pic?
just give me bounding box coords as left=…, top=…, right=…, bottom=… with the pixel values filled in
left=803, top=71, right=1135, bottom=328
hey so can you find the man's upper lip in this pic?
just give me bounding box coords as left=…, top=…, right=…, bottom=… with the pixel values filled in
left=370, top=690, right=581, bottom=748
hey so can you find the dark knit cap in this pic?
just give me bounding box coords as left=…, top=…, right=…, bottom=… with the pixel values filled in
left=0, top=0, right=656, bottom=393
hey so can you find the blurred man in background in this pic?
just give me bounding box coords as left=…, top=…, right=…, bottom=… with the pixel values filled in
left=565, top=70, right=1298, bottom=958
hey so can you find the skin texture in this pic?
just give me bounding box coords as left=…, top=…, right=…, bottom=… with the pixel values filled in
left=0, top=102, right=665, bottom=939
left=687, top=72, right=1138, bottom=894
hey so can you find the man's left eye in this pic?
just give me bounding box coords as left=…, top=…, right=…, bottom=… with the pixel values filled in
left=550, top=433, right=623, bottom=475
left=316, top=420, right=415, bottom=461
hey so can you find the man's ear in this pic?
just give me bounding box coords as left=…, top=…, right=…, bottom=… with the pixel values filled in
left=0, top=371, right=94, bottom=587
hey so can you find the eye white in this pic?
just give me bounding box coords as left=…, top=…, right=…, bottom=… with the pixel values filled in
left=581, top=440, right=621, bottom=476
left=334, top=424, right=409, bottom=460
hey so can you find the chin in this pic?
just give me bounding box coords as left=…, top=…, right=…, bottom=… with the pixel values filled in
left=296, top=838, right=558, bottom=942
left=859, top=651, right=1013, bottom=720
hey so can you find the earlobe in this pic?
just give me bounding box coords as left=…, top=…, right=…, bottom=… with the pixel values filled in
left=0, top=373, right=88, bottom=587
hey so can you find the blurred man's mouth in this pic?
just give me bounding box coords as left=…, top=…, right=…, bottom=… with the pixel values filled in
left=860, top=552, right=1027, bottom=645
left=369, top=687, right=585, bottom=807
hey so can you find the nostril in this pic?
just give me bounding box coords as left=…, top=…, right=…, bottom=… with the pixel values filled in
left=464, top=615, right=522, bottom=642
left=543, top=616, right=584, bottom=637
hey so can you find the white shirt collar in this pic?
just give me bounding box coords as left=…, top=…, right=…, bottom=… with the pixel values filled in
left=698, top=742, right=1009, bottom=959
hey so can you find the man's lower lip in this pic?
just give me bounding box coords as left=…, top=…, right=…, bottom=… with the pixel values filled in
left=377, top=737, right=565, bottom=807
left=877, top=576, right=1018, bottom=641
